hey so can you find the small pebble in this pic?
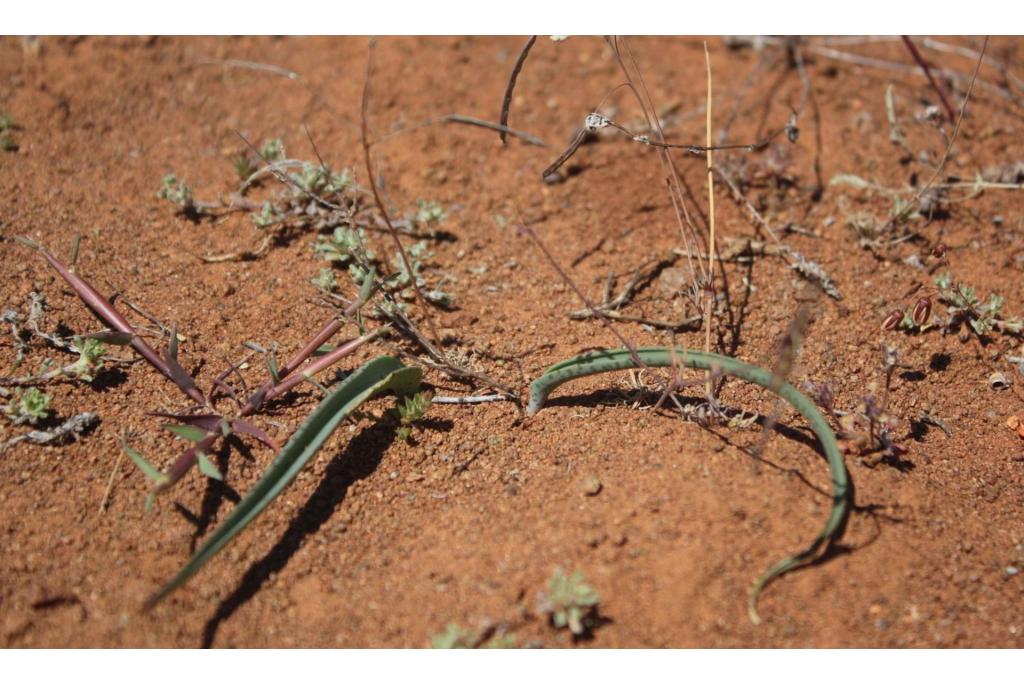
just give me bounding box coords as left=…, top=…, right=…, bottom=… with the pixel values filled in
left=580, top=474, right=603, bottom=496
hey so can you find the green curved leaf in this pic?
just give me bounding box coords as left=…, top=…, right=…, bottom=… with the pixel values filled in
left=162, top=423, right=208, bottom=442
left=145, top=356, right=421, bottom=608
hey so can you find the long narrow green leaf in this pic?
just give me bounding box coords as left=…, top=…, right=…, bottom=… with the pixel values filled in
left=145, top=356, right=421, bottom=608
left=121, top=439, right=167, bottom=486
left=527, top=346, right=850, bottom=624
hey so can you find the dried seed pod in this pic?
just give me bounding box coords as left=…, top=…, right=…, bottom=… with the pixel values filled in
left=912, top=297, right=932, bottom=326
left=882, top=309, right=903, bottom=331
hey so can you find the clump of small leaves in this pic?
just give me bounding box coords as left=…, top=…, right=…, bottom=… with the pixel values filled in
left=883, top=272, right=1022, bottom=339
left=881, top=244, right=1022, bottom=339
left=4, top=387, right=51, bottom=425
left=315, top=226, right=373, bottom=265
left=392, top=390, right=432, bottom=441
left=233, top=138, right=285, bottom=182
left=430, top=623, right=517, bottom=649
left=293, top=161, right=351, bottom=196
left=538, top=568, right=600, bottom=636
left=415, top=199, right=446, bottom=227
left=934, top=271, right=1022, bottom=336
left=233, top=156, right=257, bottom=182
left=310, top=268, right=338, bottom=294
left=251, top=201, right=280, bottom=228
left=430, top=623, right=476, bottom=649
left=66, top=336, right=107, bottom=382
left=393, top=241, right=454, bottom=307
left=157, top=174, right=196, bottom=213
left=314, top=229, right=452, bottom=308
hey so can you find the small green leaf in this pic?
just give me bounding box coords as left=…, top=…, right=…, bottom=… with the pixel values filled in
left=163, top=423, right=207, bottom=442
left=359, top=266, right=377, bottom=304
left=122, top=439, right=166, bottom=485
left=267, top=352, right=280, bottom=383
left=197, top=452, right=223, bottom=481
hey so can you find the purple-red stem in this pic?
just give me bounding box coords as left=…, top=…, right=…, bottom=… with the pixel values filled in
left=162, top=329, right=383, bottom=487
left=257, top=329, right=386, bottom=407
left=29, top=239, right=380, bottom=488
left=901, top=35, right=957, bottom=124
left=35, top=245, right=207, bottom=406
left=161, top=433, right=221, bottom=491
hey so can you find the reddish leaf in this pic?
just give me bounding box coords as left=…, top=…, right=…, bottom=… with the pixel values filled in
left=231, top=419, right=279, bottom=450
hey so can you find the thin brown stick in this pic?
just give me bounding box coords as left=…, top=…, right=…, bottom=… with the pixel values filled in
left=516, top=217, right=646, bottom=372
left=792, top=45, right=825, bottom=200
left=194, top=58, right=356, bottom=131
left=595, top=37, right=706, bottom=319
left=920, top=37, right=1024, bottom=94
left=99, top=448, right=125, bottom=515
left=703, top=42, right=717, bottom=357
left=807, top=43, right=1021, bottom=110
left=714, top=165, right=842, bottom=300
left=360, top=39, right=442, bottom=350
left=371, top=113, right=545, bottom=147
left=445, top=114, right=544, bottom=146
left=884, top=36, right=989, bottom=233
left=541, top=114, right=788, bottom=180
left=541, top=128, right=587, bottom=179
left=500, top=36, right=537, bottom=145
left=570, top=309, right=701, bottom=330
left=901, top=35, right=957, bottom=124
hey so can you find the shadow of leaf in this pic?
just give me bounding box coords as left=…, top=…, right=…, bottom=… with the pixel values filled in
left=200, top=419, right=395, bottom=648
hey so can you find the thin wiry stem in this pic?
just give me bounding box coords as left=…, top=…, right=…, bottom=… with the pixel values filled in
left=703, top=42, right=717, bottom=357
left=20, top=239, right=207, bottom=407
left=516, top=217, right=647, bottom=373
left=883, top=37, right=989, bottom=234
left=360, top=39, right=443, bottom=351
left=372, top=113, right=545, bottom=147
left=499, top=36, right=537, bottom=145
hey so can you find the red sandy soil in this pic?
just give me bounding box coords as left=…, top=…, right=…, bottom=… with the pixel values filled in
left=2, top=36, right=1023, bottom=647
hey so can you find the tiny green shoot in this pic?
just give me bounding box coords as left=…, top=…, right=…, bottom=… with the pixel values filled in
left=392, top=390, right=432, bottom=441
left=157, top=174, right=196, bottom=212
left=538, top=568, right=600, bottom=636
